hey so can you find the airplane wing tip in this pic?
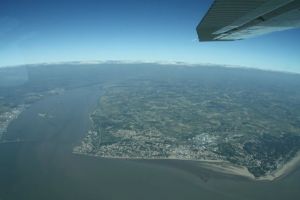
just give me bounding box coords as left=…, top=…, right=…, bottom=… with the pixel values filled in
left=197, top=0, right=300, bottom=42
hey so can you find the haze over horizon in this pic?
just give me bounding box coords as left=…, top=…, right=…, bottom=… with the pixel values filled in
left=1, top=0, right=300, bottom=73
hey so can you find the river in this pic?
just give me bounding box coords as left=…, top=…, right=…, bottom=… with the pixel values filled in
left=0, top=85, right=299, bottom=200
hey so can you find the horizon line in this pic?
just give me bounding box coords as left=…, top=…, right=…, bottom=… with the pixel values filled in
left=0, top=59, right=299, bottom=75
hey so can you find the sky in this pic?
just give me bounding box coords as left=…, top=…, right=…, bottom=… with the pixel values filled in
left=0, top=0, right=299, bottom=73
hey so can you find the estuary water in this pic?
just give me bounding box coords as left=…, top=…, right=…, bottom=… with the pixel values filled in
left=0, top=85, right=299, bottom=200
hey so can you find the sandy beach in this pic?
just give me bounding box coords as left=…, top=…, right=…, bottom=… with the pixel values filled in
left=196, top=151, right=300, bottom=181
left=195, top=161, right=256, bottom=180
left=73, top=150, right=300, bottom=181
left=257, top=151, right=300, bottom=181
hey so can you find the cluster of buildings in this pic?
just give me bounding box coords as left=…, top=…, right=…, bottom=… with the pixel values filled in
left=0, top=106, right=25, bottom=140
left=74, top=129, right=222, bottom=161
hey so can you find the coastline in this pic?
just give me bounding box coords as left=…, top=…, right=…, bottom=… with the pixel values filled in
left=257, top=151, right=300, bottom=181
left=73, top=151, right=300, bottom=181
left=194, top=160, right=256, bottom=180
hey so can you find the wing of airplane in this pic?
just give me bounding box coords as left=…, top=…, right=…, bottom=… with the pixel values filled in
left=197, top=0, right=300, bottom=41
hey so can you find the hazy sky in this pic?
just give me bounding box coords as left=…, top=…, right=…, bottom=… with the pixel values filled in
left=0, top=0, right=299, bottom=72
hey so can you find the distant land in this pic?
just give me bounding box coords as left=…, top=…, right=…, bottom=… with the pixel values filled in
left=1, top=62, right=300, bottom=181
